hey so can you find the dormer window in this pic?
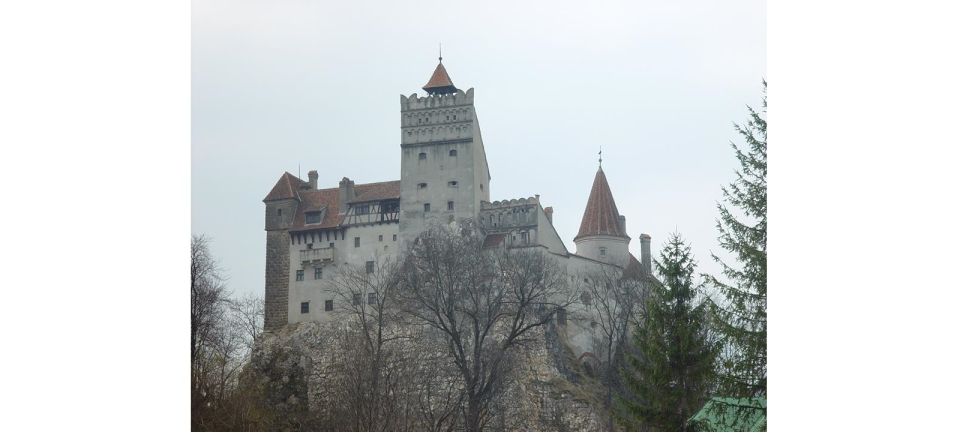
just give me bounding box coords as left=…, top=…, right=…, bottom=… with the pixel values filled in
left=305, top=211, right=322, bottom=224
left=449, top=149, right=457, bottom=157
left=419, top=152, right=427, bottom=160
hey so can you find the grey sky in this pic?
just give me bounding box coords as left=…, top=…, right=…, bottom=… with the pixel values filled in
left=192, top=0, right=766, bottom=297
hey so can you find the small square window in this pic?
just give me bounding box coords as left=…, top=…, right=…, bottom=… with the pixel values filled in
left=354, top=237, right=360, bottom=248
left=368, top=293, right=376, bottom=305
left=448, top=181, right=458, bottom=187
left=418, top=183, right=427, bottom=189
left=296, top=270, right=304, bottom=281
left=424, top=203, right=431, bottom=213
left=419, top=152, right=427, bottom=160
left=447, top=201, right=454, bottom=211
left=599, top=247, right=607, bottom=256
left=301, top=302, right=309, bottom=314
left=325, top=300, right=333, bottom=311
left=366, top=261, right=374, bottom=274
left=480, top=184, right=484, bottom=191
left=353, top=293, right=361, bottom=306
left=449, top=149, right=457, bottom=157
left=314, top=267, right=322, bottom=279
left=379, top=234, right=383, bottom=242
left=393, top=234, right=397, bottom=241
left=329, top=242, right=334, bottom=248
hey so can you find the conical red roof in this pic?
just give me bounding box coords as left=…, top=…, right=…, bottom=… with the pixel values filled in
left=422, top=61, right=457, bottom=94
left=575, top=167, right=629, bottom=241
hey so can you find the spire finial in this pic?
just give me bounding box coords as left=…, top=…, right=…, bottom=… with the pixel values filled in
left=598, top=147, right=603, bottom=168
left=439, top=42, right=442, bottom=62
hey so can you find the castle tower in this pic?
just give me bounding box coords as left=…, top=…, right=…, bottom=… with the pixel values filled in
left=574, top=166, right=631, bottom=267
left=399, top=57, right=491, bottom=244
left=262, top=172, right=304, bottom=331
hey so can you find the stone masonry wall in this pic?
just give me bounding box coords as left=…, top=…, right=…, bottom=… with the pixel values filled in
left=264, top=230, right=290, bottom=331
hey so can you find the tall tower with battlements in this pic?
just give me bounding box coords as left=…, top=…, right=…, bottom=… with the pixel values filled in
left=398, top=58, right=491, bottom=245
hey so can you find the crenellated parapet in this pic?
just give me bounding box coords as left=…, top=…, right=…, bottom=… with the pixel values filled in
left=480, top=197, right=540, bottom=230
left=401, top=88, right=474, bottom=110
left=400, top=88, right=476, bottom=146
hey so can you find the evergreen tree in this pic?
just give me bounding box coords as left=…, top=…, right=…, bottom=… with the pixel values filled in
left=619, top=234, right=717, bottom=431
left=706, top=81, right=767, bottom=398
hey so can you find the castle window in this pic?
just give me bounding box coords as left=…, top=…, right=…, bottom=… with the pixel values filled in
left=314, top=267, right=322, bottom=279
left=296, top=270, right=304, bottom=281
left=357, top=204, right=370, bottom=214
left=407, top=131, right=412, bottom=136
left=329, top=242, right=335, bottom=248
left=306, top=243, right=313, bottom=250
left=379, top=234, right=383, bottom=242
left=353, top=293, right=361, bottom=306
left=521, top=231, right=529, bottom=244
left=418, top=182, right=427, bottom=189
left=424, top=203, right=430, bottom=213
left=277, top=208, right=282, bottom=217
left=368, top=293, right=376, bottom=305
left=366, top=261, right=374, bottom=274
left=453, top=114, right=457, bottom=120
left=448, top=181, right=458, bottom=187
left=447, top=201, right=454, bottom=211
left=354, top=237, right=360, bottom=248
left=480, top=184, right=484, bottom=191
left=419, top=152, right=427, bottom=160
left=393, top=234, right=397, bottom=241
left=599, top=247, right=607, bottom=256
left=305, top=211, right=322, bottom=224
left=325, top=300, right=333, bottom=311
left=449, top=149, right=457, bottom=156
left=301, top=302, right=309, bottom=314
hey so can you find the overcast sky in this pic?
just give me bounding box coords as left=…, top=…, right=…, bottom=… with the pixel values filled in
left=192, top=0, right=766, bottom=298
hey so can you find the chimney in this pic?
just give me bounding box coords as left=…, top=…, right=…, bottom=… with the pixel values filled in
left=640, top=234, right=652, bottom=276
left=544, top=206, right=553, bottom=224
left=308, top=170, right=318, bottom=190
left=338, top=177, right=355, bottom=212
left=619, top=215, right=627, bottom=235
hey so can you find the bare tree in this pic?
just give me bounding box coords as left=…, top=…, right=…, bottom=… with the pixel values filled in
left=227, top=293, right=264, bottom=357
left=399, top=221, right=576, bottom=431
left=575, top=265, right=651, bottom=430
left=321, top=256, right=415, bottom=431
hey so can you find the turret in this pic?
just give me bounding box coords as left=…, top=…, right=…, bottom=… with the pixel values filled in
left=262, top=172, right=305, bottom=331
left=574, top=166, right=630, bottom=267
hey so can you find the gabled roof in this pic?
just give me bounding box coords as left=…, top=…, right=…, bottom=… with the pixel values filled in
left=423, top=61, right=458, bottom=95
left=263, top=172, right=307, bottom=202
left=288, top=179, right=401, bottom=232
left=575, top=167, right=629, bottom=241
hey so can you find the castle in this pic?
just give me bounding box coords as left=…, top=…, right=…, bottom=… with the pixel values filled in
left=262, top=57, right=653, bottom=358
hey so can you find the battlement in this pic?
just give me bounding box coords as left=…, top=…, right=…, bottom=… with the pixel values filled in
left=401, top=88, right=474, bottom=111
left=481, top=196, right=540, bottom=209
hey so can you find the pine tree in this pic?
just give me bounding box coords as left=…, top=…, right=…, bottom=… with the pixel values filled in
left=706, top=81, right=767, bottom=398
left=619, top=234, right=717, bottom=431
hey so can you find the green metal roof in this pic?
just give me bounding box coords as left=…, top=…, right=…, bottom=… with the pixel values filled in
left=688, top=397, right=767, bottom=432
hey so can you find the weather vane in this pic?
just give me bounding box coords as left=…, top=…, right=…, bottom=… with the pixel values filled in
left=439, top=42, right=442, bottom=62
left=598, top=147, right=603, bottom=167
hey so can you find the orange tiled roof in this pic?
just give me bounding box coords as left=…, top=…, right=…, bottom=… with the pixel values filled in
left=288, top=179, right=401, bottom=232
left=574, top=167, right=629, bottom=241
left=263, top=172, right=307, bottom=202
left=423, top=61, right=457, bottom=93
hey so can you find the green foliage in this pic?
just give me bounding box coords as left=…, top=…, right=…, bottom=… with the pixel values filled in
left=618, top=234, right=718, bottom=431
left=705, top=81, right=767, bottom=399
